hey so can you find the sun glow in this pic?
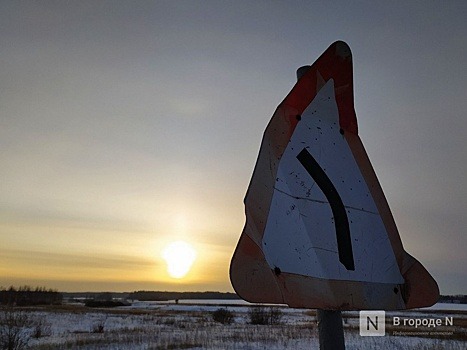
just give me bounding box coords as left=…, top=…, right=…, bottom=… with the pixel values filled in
left=162, top=241, right=197, bottom=279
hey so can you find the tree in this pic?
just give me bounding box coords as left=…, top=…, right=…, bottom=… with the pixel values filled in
left=0, top=307, right=32, bottom=350
left=248, top=307, right=283, bottom=325
left=212, top=308, right=234, bottom=325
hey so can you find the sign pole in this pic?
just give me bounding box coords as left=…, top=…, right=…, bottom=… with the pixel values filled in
left=296, top=66, right=346, bottom=350
left=317, top=309, right=345, bottom=350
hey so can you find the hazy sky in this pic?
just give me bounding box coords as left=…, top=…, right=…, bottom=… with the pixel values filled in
left=1, top=1, right=466, bottom=294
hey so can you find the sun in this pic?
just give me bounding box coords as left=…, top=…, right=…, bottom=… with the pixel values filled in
left=162, top=241, right=197, bottom=279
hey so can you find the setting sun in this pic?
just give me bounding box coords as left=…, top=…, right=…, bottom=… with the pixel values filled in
left=162, top=241, right=197, bottom=279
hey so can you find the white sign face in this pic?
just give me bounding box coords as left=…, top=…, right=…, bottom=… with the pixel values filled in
left=262, top=79, right=404, bottom=285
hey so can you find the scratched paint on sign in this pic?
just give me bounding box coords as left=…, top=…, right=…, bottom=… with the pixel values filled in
left=262, top=79, right=403, bottom=284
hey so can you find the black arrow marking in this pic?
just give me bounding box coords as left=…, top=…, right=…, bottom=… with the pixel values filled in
left=296, top=148, right=355, bottom=271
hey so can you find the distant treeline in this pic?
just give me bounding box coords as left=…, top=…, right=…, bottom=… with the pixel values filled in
left=4, top=286, right=465, bottom=305
left=438, top=295, right=467, bottom=304
left=128, top=291, right=240, bottom=301
left=0, top=286, right=62, bottom=306
left=63, top=292, right=129, bottom=300
left=84, top=299, right=129, bottom=308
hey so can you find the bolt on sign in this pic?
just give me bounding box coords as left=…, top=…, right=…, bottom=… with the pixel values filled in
left=230, top=41, right=439, bottom=310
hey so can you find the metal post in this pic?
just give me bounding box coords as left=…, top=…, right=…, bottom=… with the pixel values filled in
left=296, top=65, right=312, bottom=80
left=296, top=66, right=346, bottom=349
left=317, top=309, right=345, bottom=350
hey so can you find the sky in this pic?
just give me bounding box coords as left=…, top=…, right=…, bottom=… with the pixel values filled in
left=0, top=1, right=466, bottom=294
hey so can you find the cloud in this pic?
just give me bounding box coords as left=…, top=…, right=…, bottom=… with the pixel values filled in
left=0, top=1, right=465, bottom=293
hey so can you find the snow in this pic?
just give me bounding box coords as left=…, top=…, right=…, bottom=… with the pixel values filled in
left=422, top=302, right=467, bottom=311
left=4, top=301, right=465, bottom=349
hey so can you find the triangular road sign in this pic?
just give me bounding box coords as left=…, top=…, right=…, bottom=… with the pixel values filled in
left=230, top=41, right=439, bottom=310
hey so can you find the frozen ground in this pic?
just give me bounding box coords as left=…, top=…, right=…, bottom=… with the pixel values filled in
left=4, top=301, right=466, bottom=349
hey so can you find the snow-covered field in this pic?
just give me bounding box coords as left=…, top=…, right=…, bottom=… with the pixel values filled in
left=4, top=301, right=466, bottom=349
